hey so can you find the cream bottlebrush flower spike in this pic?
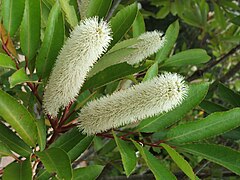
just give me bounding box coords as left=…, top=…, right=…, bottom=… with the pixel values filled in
left=78, top=72, right=188, bottom=135
left=112, top=31, right=165, bottom=65
left=88, top=31, right=165, bottom=77
left=43, top=17, right=112, bottom=117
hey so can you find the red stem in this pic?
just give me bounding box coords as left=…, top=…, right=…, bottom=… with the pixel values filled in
left=59, top=102, right=73, bottom=127
left=97, top=133, right=164, bottom=148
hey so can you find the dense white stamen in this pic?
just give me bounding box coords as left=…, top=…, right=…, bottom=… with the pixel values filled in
left=78, top=72, right=188, bottom=135
left=43, top=17, right=112, bottom=117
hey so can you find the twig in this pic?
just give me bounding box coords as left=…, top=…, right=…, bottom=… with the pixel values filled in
left=26, top=82, right=42, bottom=105
left=97, top=132, right=164, bottom=148
left=187, top=44, right=240, bottom=81
left=219, top=62, right=240, bottom=83
left=105, top=0, right=122, bottom=21
left=1, top=36, right=43, bottom=105
left=59, top=102, right=73, bottom=127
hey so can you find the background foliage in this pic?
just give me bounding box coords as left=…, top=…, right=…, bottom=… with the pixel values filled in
left=0, top=0, right=240, bottom=179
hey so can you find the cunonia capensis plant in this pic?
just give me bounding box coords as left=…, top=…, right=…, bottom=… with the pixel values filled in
left=0, top=0, right=240, bottom=179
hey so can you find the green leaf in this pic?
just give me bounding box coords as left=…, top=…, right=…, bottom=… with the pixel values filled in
left=20, top=0, right=41, bottom=60
left=2, top=158, right=32, bottom=180
left=200, top=100, right=228, bottom=114
left=98, top=139, right=116, bottom=155
left=136, top=82, right=209, bottom=132
left=2, top=0, right=25, bottom=36
left=83, top=62, right=147, bottom=90
left=213, top=2, right=226, bottom=28
left=161, top=143, right=195, bottom=180
left=50, top=127, right=85, bottom=152
left=132, top=11, right=145, bottom=37
left=156, top=6, right=170, bottom=19
left=166, top=108, right=240, bottom=144
left=179, top=143, right=240, bottom=175
left=36, top=1, right=65, bottom=79
left=87, top=0, right=112, bottom=18
left=113, top=132, right=137, bottom=177
left=143, top=62, right=158, bottom=81
left=0, top=53, right=16, bottom=69
left=8, top=68, right=32, bottom=88
left=162, top=49, right=211, bottom=67
left=0, top=89, right=37, bottom=147
left=36, top=147, right=73, bottom=180
left=223, top=127, right=240, bottom=140
left=156, top=20, right=179, bottom=63
left=37, top=169, right=51, bottom=180
left=73, top=165, right=104, bottom=180
left=88, top=47, right=137, bottom=78
left=59, top=0, right=78, bottom=28
left=0, top=122, right=32, bottom=157
left=36, top=119, right=46, bottom=151
left=0, top=141, right=13, bottom=157
left=110, top=3, right=138, bottom=47
left=68, top=136, right=94, bottom=162
left=132, top=140, right=176, bottom=180
left=217, top=83, right=240, bottom=107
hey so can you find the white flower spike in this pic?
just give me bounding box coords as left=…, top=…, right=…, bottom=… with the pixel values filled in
left=78, top=72, right=188, bottom=135
left=43, top=17, right=112, bottom=117
left=119, top=31, right=165, bottom=65
left=88, top=31, right=165, bottom=77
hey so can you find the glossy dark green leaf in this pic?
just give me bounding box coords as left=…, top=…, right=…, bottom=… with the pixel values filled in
left=8, top=68, right=32, bottom=88
left=2, top=158, right=32, bottom=180
left=132, top=11, right=145, bottom=37
left=161, top=143, right=195, bottom=180
left=133, top=140, right=176, bottom=180
left=0, top=122, right=32, bottom=157
left=0, top=141, right=13, bottom=157
left=73, top=165, right=104, bottom=180
left=36, top=147, right=73, bottom=180
left=87, top=0, right=112, bottom=18
left=59, top=0, right=78, bottom=28
left=200, top=100, right=228, bottom=114
left=0, top=53, right=16, bottom=69
left=162, top=49, right=211, bottom=67
left=0, top=89, right=37, bottom=147
left=156, top=20, right=179, bottom=63
left=68, top=136, right=94, bottom=162
left=110, top=3, right=138, bottom=47
left=83, top=62, right=147, bottom=90
left=167, top=108, right=240, bottom=144
left=179, top=143, right=240, bottom=175
left=36, top=169, right=51, bottom=180
left=217, top=83, right=240, bottom=107
left=113, top=132, right=136, bottom=177
left=136, top=82, right=209, bottom=132
left=50, top=127, right=85, bottom=152
left=36, top=119, right=46, bottom=151
left=98, top=139, right=116, bottom=155
left=20, top=0, right=41, bottom=60
left=36, top=1, right=65, bottom=79
left=223, top=127, right=240, bottom=140
left=2, top=0, right=25, bottom=36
